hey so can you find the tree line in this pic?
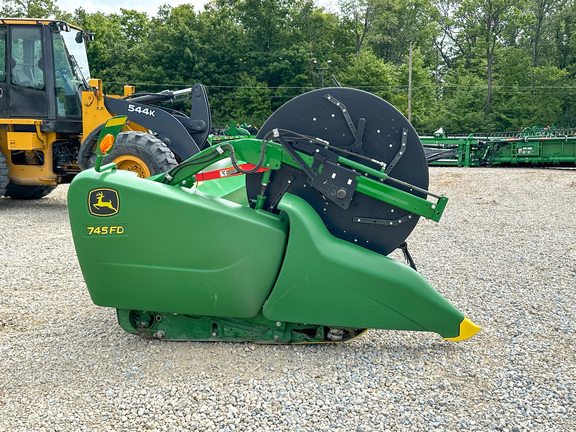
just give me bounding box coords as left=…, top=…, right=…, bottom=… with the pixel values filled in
left=3, top=0, right=576, bottom=134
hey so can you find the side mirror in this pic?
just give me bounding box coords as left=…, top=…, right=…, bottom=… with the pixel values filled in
left=76, top=31, right=95, bottom=43
left=50, top=21, right=71, bottom=33
left=94, top=115, right=127, bottom=172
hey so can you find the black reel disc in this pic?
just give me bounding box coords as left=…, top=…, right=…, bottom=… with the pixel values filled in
left=247, top=87, right=428, bottom=256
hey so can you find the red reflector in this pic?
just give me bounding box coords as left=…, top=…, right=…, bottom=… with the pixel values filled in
left=195, top=164, right=269, bottom=181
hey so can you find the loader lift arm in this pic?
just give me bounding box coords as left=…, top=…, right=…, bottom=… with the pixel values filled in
left=103, top=83, right=212, bottom=160
left=78, top=83, right=212, bottom=171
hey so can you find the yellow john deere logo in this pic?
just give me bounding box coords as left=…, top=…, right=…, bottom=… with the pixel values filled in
left=88, top=188, right=119, bottom=217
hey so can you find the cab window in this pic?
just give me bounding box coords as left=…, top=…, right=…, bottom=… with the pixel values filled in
left=11, top=26, right=44, bottom=89
left=52, top=31, right=82, bottom=117
left=0, top=26, right=6, bottom=82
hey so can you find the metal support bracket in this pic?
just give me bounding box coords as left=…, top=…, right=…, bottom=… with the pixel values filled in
left=309, top=154, right=357, bottom=210
left=399, top=242, right=417, bottom=271
left=277, top=135, right=357, bottom=209
left=268, top=174, right=295, bottom=211
left=324, top=94, right=366, bottom=155
left=385, top=128, right=408, bottom=174
left=353, top=213, right=415, bottom=227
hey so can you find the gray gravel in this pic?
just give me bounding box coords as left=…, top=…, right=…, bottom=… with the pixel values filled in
left=1, top=167, right=575, bottom=432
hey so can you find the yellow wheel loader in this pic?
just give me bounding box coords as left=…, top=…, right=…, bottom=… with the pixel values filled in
left=0, top=18, right=211, bottom=200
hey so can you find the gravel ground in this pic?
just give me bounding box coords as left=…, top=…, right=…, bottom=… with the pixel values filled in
left=1, top=167, right=575, bottom=432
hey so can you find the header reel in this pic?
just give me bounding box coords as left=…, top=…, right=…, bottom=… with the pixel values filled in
left=250, top=87, right=431, bottom=256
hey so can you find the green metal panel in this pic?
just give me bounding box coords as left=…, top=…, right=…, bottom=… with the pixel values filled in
left=193, top=158, right=250, bottom=205
left=195, top=175, right=248, bottom=205
left=68, top=168, right=287, bottom=318
left=541, top=140, right=575, bottom=161
left=263, top=193, right=466, bottom=339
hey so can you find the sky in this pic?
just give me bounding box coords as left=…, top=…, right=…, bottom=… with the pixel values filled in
left=55, top=0, right=335, bottom=17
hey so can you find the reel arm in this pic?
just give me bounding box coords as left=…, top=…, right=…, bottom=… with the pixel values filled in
left=155, top=132, right=448, bottom=223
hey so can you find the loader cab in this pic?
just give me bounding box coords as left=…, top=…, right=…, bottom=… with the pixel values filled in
left=0, top=19, right=91, bottom=132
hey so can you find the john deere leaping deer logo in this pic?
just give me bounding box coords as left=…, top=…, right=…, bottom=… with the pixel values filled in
left=88, top=188, right=119, bottom=217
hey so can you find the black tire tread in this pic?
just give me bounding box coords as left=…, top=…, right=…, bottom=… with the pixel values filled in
left=88, top=131, right=177, bottom=176
left=0, top=151, right=9, bottom=197
left=4, top=184, right=57, bottom=200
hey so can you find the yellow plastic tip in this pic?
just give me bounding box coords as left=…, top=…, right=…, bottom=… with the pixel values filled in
left=444, top=317, right=481, bottom=342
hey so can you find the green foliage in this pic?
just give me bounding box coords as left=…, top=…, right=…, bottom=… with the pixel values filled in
left=368, top=0, right=439, bottom=65
left=425, top=68, right=492, bottom=134
left=27, top=0, right=576, bottom=131
left=71, top=11, right=129, bottom=94
left=339, top=50, right=400, bottom=102
left=1, top=0, right=60, bottom=18
left=395, top=47, right=439, bottom=131
left=337, top=0, right=374, bottom=54
left=217, top=74, right=272, bottom=126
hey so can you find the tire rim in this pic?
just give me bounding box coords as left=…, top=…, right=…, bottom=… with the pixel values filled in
left=113, top=155, right=151, bottom=178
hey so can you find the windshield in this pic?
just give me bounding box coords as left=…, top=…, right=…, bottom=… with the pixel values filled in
left=52, top=28, right=90, bottom=118
left=61, top=29, right=90, bottom=80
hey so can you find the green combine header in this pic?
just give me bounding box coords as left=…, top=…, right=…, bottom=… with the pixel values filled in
left=421, top=127, right=576, bottom=167
left=67, top=88, right=481, bottom=344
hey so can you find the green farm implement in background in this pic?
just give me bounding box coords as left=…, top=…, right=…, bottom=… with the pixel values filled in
left=68, top=88, right=480, bottom=344
left=421, top=127, right=576, bottom=167
left=208, top=121, right=257, bottom=145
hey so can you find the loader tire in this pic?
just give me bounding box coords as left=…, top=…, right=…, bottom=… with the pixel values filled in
left=88, top=131, right=177, bottom=178
left=0, top=151, right=9, bottom=197
left=4, top=184, right=56, bottom=200
left=78, top=123, right=104, bottom=170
